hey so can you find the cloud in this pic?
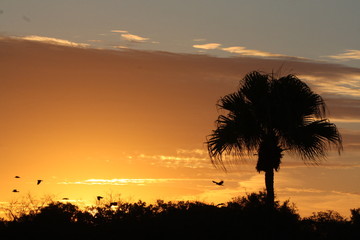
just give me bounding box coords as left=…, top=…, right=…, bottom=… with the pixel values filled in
left=327, top=49, right=360, bottom=60
left=132, top=153, right=211, bottom=169
left=176, top=148, right=207, bottom=155
left=111, top=30, right=129, bottom=33
left=87, top=40, right=102, bottom=43
left=281, top=158, right=360, bottom=170
left=111, top=30, right=151, bottom=43
left=121, top=33, right=149, bottom=43
left=323, top=97, right=360, bottom=121
left=58, top=178, right=214, bottom=186
left=59, top=178, right=170, bottom=186
left=113, top=45, right=128, bottom=49
left=298, top=73, right=360, bottom=98
left=19, top=35, right=90, bottom=48
left=193, top=43, right=222, bottom=50
left=222, top=46, right=287, bottom=58
left=190, top=42, right=293, bottom=58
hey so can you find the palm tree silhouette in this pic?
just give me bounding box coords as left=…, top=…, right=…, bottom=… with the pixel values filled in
left=206, top=71, right=342, bottom=206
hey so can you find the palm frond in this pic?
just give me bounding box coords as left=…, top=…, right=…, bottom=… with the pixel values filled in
left=207, top=112, right=262, bottom=169
left=241, top=71, right=270, bottom=104
left=284, top=120, right=343, bottom=162
left=271, top=75, right=326, bottom=120
left=207, top=115, right=242, bottom=168
left=218, top=91, right=246, bottom=113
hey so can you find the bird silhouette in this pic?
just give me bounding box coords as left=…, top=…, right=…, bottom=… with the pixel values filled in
left=212, top=180, right=224, bottom=186
left=12, top=189, right=19, bottom=193
left=14, top=176, right=20, bottom=178
left=110, top=202, right=118, bottom=207
left=97, top=196, right=103, bottom=201
left=62, top=198, right=69, bottom=200
left=37, top=180, right=43, bottom=185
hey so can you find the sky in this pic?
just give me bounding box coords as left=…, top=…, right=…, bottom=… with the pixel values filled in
left=0, top=0, right=359, bottom=218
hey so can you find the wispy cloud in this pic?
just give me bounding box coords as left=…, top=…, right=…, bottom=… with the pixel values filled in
left=176, top=148, right=207, bottom=155
left=191, top=39, right=302, bottom=59
left=18, top=35, right=90, bottom=48
left=58, top=178, right=212, bottom=186
left=59, top=178, right=170, bottom=186
left=327, top=49, right=360, bottom=60
left=111, top=30, right=129, bottom=33
left=113, top=45, right=129, bottom=49
left=111, top=30, right=150, bottom=43
left=193, top=43, right=221, bottom=50
left=298, top=74, right=360, bottom=98
left=222, top=46, right=287, bottom=58
left=87, top=39, right=102, bottom=43
left=121, top=33, right=149, bottom=43
left=132, top=152, right=210, bottom=169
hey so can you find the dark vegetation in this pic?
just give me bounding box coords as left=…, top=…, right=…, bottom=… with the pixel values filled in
left=0, top=192, right=358, bottom=240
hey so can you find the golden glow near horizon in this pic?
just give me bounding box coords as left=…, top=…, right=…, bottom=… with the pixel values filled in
left=0, top=37, right=359, bottom=218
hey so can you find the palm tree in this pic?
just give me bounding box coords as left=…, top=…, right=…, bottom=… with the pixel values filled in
left=206, top=71, right=342, bottom=206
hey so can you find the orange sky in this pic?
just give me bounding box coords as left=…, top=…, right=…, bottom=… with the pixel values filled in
left=0, top=37, right=359, bottom=217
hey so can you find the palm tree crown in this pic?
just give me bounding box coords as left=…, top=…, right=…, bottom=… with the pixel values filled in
left=207, top=71, right=342, bottom=204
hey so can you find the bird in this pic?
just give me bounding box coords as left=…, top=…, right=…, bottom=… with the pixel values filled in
left=62, top=198, right=69, bottom=200
left=12, top=189, right=19, bottom=193
left=212, top=180, right=224, bottom=186
left=37, top=180, right=43, bottom=185
left=110, top=202, right=118, bottom=207
left=14, top=176, right=20, bottom=178
left=97, top=196, right=103, bottom=201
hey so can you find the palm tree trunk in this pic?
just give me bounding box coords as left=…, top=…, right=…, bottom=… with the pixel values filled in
left=265, top=168, right=275, bottom=207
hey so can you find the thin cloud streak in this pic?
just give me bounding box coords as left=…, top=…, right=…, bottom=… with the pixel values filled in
left=111, top=30, right=151, bottom=43
left=299, top=74, right=360, bottom=98
left=222, top=46, right=288, bottom=58
left=121, top=33, right=149, bottom=43
left=193, top=43, right=221, bottom=50
left=327, top=49, right=360, bottom=60
left=191, top=42, right=294, bottom=59
left=133, top=153, right=210, bottom=169
left=17, top=35, right=90, bottom=48
left=111, top=30, right=129, bottom=33
left=58, top=178, right=213, bottom=186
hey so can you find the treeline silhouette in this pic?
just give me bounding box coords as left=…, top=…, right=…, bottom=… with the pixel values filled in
left=0, top=192, right=359, bottom=240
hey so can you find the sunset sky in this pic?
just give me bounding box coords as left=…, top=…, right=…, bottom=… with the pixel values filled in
left=0, top=0, right=359, bottom=218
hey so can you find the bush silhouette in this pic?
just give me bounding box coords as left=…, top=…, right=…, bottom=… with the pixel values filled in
left=0, top=192, right=358, bottom=240
left=350, top=208, right=360, bottom=226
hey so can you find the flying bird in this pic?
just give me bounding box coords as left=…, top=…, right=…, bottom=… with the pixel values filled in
left=97, top=196, right=103, bottom=201
left=12, top=189, right=19, bottom=193
left=212, top=180, right=224, bottom=186
left=62, top=198, right=69, bottom=200
left=15, top=176, right=20, bottom=178
left=37, top=180, right=43, bottom=185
